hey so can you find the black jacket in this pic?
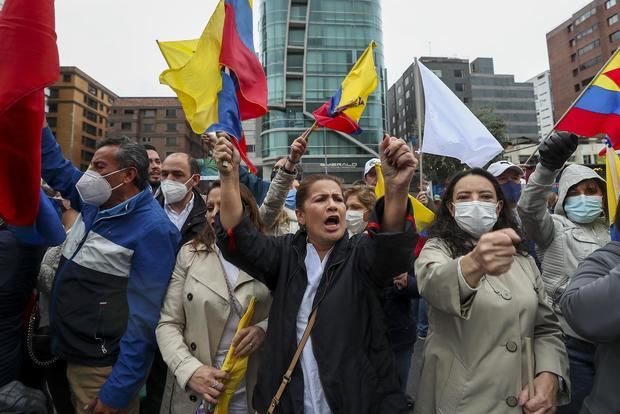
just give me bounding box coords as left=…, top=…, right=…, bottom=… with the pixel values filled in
left=383, top=272, right=420, bottom=353
left=215, top=199, right=418, bottom=414
left=561, top=242, right=620, bottom=414
left=157, top=188, right=207, bottom=246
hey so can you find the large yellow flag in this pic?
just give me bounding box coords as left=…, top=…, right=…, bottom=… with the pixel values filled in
left=606, top=148, right=620, bottom=224
left=337, top=41, right=378, bottom=122
left=374, top=164, right=435, bottom=232
left=158, top=1, right=224, bottom=134
left=214, top=297, right=256, bottom=413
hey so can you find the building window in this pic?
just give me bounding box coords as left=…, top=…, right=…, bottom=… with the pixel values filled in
left=569, top=38, right=576, bottom=47
left=578, top=39, right=600, bottom=55
left=609, top=14, right=619, bottom=26
left=582, top=76, right=595, bottom=86
left=463, top=97, right=469, bottom=104
left=404, top=77, right=410, bottom=86
left=431, top=69, right=443, bottom=78
left=611, top=30, right=620, bottom=42
left=84, top=95, right=98, bottom=110
left=63, top=73, right=72, bottom=82
left=88, top=83, right=98, bottom=96
left=108, top=96, right=115, bottom=104
left=580, top=55, right=603, bottom=71
left=397, top=85, right=402, bottom=94
left=166, top=137, right=177, bottom=145
left=574, top=84, right=581, bottom=92
left=577, top=23, right=598, bottom=40
left=454, top=69, right=464, bottom=78
left=143, top=124, right=154, bottom=132
left=575, top=8, right=596, bottom=25
left=143, top=109, right=156, bottom=117
left=405, top=90, right=410, bottom=99
left=82, top=136, right=97, bottom=149
left=165, top=108, right=176, bottom=118
left=568, top=24, right=574, bottom=32
left=398, top=98, right=403, bottom=107
left=246, top=145, right=256, bottom=152
left=124, top=109, right=134, bottom=115
left=98, top=128, right=102, bottom=137
left=573, top=68, right=579, bottom=76
left=47, top=117, right=57, bottom=127
left=121, top=122, right=132, bottom=130
left=166, top=123, right=176, bottom=132
left=49, top=88, right=59, bottom=98
left=455, top=83, right=464, bottom=92
left=571, top=53, right=577, bottom=62
left=81, top=150, right=94, bottom=162
left=583, top=155, right=592, bottom=164
left=48, top=103, right=57, bottom=113
left=83, top=108, right=98, bottom=122
left=82, top=122, right=97, bottom=135
left=607, top=0, right=617, bottom=9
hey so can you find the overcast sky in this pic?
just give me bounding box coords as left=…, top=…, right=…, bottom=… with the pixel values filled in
left=55, top=0, right=590, bottom=96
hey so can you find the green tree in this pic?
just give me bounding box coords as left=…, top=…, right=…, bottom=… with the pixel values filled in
left=417, top=107, right=508, bottom=183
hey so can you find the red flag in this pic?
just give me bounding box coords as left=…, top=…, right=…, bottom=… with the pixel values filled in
left=0, top=0, right=59, bottom=226
left=312, top=100, right=362, bottom=135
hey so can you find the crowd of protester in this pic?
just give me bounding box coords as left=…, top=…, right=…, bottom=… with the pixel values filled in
left=1, top=125, right=619, bottom=414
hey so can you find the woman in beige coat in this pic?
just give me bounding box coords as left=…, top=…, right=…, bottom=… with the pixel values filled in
left=156, top=185, right=271, bottom=414
left=414, top=168, right=569, bottom=414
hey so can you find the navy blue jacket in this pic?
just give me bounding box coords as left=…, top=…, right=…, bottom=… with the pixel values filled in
left=41, top=127, right=180, bottom=408
left=383, top=272, right=420, bottom=353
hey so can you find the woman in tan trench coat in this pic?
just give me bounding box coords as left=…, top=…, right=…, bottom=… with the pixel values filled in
left=414, top=168, right=570, bottom=414
left=156, top=184, right=271, bottom=414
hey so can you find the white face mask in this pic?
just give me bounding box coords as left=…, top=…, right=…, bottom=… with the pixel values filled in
left=76, top=168, right=127, bottom=207
left=346, top=210, right=367, bottom=235
left=161, top=176, right=194, bottom=205
left=453, top=201, right=498, bottom=239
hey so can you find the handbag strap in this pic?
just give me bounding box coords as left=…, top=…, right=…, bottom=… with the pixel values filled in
left=267, top=308, right=318, bottom=414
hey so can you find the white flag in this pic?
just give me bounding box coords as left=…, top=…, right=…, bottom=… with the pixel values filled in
left=418, top=61, right=502, bottom=168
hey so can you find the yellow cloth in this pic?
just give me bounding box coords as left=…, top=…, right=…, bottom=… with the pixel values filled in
left=336, top=41, right=378, bottom=122
left=374, top=164, right=435, bottom=232
left=158, top=1, right=225, bottom=134
left=213, top=297, right=256, bottom=414
left=592, top=49, right=620, bottom=92
left=606, top=148, right=620, bottom=224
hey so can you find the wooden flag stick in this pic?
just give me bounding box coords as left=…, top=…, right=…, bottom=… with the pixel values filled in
left=302, top=121, right=319, bottom=141
left=525, top=337, right=535, bottom=399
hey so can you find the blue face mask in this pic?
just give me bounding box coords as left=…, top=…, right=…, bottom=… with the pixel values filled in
left=500, top=182, right=522, bottom=204
left=285, top=189, right=297, bottom=210
left=564, top=195, right=603, bottom=224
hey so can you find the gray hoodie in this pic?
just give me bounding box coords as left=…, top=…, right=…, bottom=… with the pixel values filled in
left=518, top=163, right=609, bottom=340
left=560, top=242, right=620, bottom=414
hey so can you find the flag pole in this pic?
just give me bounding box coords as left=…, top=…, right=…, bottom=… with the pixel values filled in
left=414, top=58, right=424, bottom=190
left=523, top=47, right=620, bottom=166
left=302, top=121, right=319, bottom=141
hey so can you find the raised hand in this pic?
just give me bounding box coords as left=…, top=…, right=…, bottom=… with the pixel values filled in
left=380, top=135, right=417, bottom=192
left=212, top=133, right=240, bottom=176
left=538, top=132, right=579, bottom=171
left=288, top=136, right=308, bottom=164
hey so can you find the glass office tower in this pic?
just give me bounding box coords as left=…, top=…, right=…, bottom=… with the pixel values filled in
left=259, top=0, right=386, bottom=182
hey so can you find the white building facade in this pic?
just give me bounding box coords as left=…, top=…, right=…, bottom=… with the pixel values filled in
left=527, top=70, right=555, bottom=140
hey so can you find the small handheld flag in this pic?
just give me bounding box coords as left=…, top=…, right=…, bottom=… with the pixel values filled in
left=311, top=41, right=378, bottom=137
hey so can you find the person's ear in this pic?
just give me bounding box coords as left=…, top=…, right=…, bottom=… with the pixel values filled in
left=496, top=200, right=504, bottom=216
left=296, top=208, right=305, bottom=226
left=448, top=202, right=456, bottom=218
left=123, top=167, right=137, bottom=185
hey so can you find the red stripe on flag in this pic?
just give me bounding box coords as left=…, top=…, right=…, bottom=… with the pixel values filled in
left=312, top=101, right=362, bottom=135
left=557, top=107, right=620, bottom=147
left=0, top=0, right=59, bottom=226
left=220, top=3, right=267, bottom=121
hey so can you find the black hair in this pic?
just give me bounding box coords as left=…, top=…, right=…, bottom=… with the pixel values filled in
left=295, top=174, right=343, bottom=210
left=428, top=168, right=527, bottom=258
left=142, top=144, right=158, bottom=152
left=188, top=156, right=200, bottom=176
left=96, top=136, right=149, bottom=190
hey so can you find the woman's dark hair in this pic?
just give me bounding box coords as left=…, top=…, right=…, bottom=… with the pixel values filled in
left=191, top=181, right=264, bottom=251
left=295, top=174, right=343, bottom=210
left=428, top=168, right=527, bottom=258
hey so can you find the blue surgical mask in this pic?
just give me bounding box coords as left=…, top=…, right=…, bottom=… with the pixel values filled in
left=500, top=182, right=522, bottom=204
left=285, top=189, right=297, bottom=210
left=564, top=195, right=603, bottom=224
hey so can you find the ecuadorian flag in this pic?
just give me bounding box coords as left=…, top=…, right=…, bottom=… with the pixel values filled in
left=312, top=41, right=378, bottom=136
left=557, top=49, right=620, bottom=145
left=158, top=0, right=266, bottom=173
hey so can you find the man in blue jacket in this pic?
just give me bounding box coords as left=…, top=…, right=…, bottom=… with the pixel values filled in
left=40, top=127, right=180, bottom=414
